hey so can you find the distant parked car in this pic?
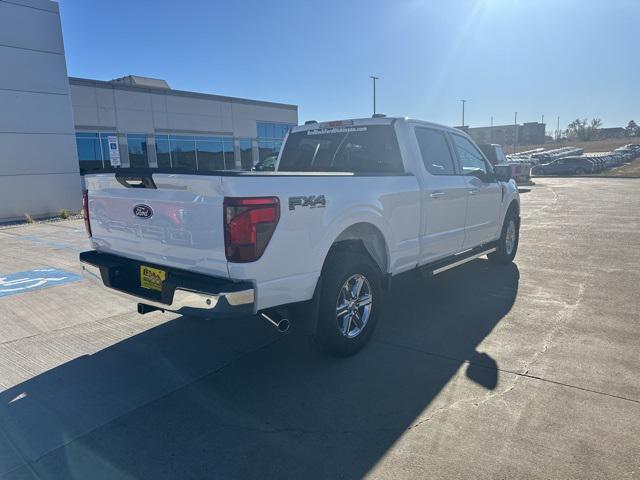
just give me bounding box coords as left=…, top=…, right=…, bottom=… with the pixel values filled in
left=252, top=154, right=278, bottom=171
left=611, top=153, right=624, bottom=165
left=590, top=157, right=605, bottom=171
left=614, top=146, right=637, bottom=161
left=532, top=156, right=594, bottom=175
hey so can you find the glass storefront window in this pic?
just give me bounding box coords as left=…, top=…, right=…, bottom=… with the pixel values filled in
left=258, top=140, right=276, bottom=162
left=151, top=133, right=263, bottom=171
left=196, top=138, right=224, bottom=171
left=155, top=135, right=171, bottom=168
left=76, top=132, right=117, bottom=173
left=256, top=122, right=295, bottom=165
left=127, top=134, right=149, bottom=168
left=264, top=122, right=275, bottom=139
left=239, top=139, right=253, bottom=170
left=257, top=122, right=294, bottom=141
left=223, top=138, right=235, bottom=169
left=76, top=133, right=102, bottom=172
left=170, top=136, right=197, bottom=170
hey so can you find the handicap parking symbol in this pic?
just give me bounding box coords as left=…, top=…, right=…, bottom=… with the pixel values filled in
left=0, top=268, right=82, bottom=298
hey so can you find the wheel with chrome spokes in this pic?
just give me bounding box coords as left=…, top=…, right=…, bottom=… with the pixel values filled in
left=505, top=219, right=516, bottom=256
left=336, top=274, right=373, bottom=338
left=488, top=207, right=519, bottom=264
left=315, top=249, right=381, bottom=356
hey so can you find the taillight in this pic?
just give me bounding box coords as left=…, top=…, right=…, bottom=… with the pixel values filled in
left=82, top=189, right=92, bottom=237
left=224, top=197, right=279, bottom=262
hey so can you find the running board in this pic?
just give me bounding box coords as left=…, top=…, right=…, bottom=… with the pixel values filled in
left=419, top=242, right=498, bottom=277
left=432, top=248, right=496, bottom=275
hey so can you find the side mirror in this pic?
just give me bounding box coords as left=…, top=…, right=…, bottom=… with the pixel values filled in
left=494, top=165, right=512, bottom=182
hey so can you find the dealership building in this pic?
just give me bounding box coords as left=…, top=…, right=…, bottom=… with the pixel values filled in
left=467, top=122, right=546, bottom=149
left=0, top=0, right=298, bottom=222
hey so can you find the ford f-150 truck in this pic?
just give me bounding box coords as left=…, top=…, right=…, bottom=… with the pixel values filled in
left=80, top=117, right=520, bottom=356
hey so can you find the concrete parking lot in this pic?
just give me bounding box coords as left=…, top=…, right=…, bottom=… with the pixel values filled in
left=0, top=178, right=638, bottom=480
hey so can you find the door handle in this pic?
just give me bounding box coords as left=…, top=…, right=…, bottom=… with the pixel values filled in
left=468, top=188, right=479, bottom=195
left=429, top=191, right=446, bottom=198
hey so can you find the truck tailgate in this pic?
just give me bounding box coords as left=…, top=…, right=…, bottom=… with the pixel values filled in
left=85, top=173, right=229, bottom=279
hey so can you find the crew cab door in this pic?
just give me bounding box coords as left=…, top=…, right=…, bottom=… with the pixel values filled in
left=449, top=133, right=502, bottom=248
left=413, top=126, right=468, bottom=262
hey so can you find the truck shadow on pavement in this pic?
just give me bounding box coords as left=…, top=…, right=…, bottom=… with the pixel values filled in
left=0, top=259, right=519, bottom=480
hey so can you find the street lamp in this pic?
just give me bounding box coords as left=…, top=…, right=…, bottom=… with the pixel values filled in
left=460, top=99, right=467, bottom=127
left=369, top=75, right=379, bottom=115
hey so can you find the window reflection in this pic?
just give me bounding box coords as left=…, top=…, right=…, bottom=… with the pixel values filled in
left=152, top=134, right=238, bottom=171
left=196, top=137, right=224, bottom=171
left=155, top=135, right=171, bottom=168
left=239, top=139, right=253, bottom=170
left=75, top=132, right=117, bottom=173
left=170, top=136, right=197, bottom=170
left=256, top=122, right=294, bottom=165
left=127, top=134, right=149, bottom=168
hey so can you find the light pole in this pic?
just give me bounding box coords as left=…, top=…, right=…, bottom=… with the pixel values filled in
left=460, top=99, right=467, bottom=127
left=490, top=115, right=494, bottom=143
left=513, top=111, right=518, bottom=153
left=369, top=75, right=379, bottom=115
left=557, top=116, right=560, bottom=142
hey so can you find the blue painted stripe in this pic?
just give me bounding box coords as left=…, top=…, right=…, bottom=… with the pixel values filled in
left=12, top=234, right=83, bottom=253
left=0, top=268, right=82, bottom=298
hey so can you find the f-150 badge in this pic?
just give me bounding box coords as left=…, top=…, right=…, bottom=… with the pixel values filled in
left=289, top=195, right=326, bottom=211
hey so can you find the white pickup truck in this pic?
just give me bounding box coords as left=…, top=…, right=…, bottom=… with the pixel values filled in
left=80, top=117, right=520, bottom=356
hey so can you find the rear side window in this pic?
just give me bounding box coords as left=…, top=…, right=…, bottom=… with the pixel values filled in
left=415, top=127, right=456, bottom=175
left=278, top=125, right=404, bottom=173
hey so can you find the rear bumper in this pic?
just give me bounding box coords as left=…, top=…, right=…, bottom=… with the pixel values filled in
left=79, top=250, right=254, bottom=318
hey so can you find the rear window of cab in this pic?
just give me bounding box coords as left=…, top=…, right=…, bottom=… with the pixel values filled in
left=278, top=125, right=404, bottom=173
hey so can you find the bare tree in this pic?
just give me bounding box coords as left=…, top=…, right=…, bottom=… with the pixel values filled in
left=567, top=118, right=601, bottom=141
left=589, top=118, right=602, bottom=139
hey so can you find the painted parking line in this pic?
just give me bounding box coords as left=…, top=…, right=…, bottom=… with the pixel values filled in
left=0, top=268, right=82, bottom=298
left=6, top=234, right=83, bottom=253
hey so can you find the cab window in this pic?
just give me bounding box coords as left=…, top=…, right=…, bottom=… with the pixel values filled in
left=451, top=134, right=490, bottom=176
left=414, top=127, right=456, bottom=175
left=278, top=125, right=403, bottom=173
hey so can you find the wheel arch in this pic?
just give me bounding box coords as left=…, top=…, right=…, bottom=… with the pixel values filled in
left=300, top=221, right=390, bottom=336
left=326, top=222, right=389, bottom=275
left=504, top=198, right=520, bottom=228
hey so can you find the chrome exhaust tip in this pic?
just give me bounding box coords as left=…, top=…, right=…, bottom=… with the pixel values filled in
left=260, top=312, right=290, bottom=333
left=277, top=318, right=290, bottom=333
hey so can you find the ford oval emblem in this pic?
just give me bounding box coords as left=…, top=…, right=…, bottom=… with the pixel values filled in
left=133, top=204, right=153, bottom=219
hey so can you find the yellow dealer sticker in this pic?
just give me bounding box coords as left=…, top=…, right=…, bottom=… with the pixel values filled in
left=140, top=265, right=165, bottom=292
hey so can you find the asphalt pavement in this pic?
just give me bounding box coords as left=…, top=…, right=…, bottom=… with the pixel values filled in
left=0, top=178, right=638, bottom=479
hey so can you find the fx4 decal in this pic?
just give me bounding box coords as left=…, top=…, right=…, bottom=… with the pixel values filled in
left=288, top=195, right=327, bottom=211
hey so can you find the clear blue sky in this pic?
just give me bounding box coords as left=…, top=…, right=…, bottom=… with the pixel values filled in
left=59, top=0, right=639, bottom=130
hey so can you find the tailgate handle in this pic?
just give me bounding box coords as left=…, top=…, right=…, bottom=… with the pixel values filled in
left=115, top=174, right=157, bottom=189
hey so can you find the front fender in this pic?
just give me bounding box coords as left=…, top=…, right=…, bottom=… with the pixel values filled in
left=500, top=180, right=520, bottom=225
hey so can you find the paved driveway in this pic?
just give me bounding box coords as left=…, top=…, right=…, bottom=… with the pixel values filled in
left=0, top=178, right=638, bottom=479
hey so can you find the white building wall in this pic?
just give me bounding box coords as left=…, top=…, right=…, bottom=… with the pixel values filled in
left=0, top=0, right=80, bottom=222
left=69, top=82, right=298, bottom=141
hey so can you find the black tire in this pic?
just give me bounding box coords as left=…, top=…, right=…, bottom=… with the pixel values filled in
left=488, top=208, right=519, bottom=265
left=314, top=249, right=382, bottom=357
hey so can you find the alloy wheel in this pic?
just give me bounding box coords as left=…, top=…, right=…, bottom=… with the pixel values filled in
left=335, top=274, right=373, bottom=338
